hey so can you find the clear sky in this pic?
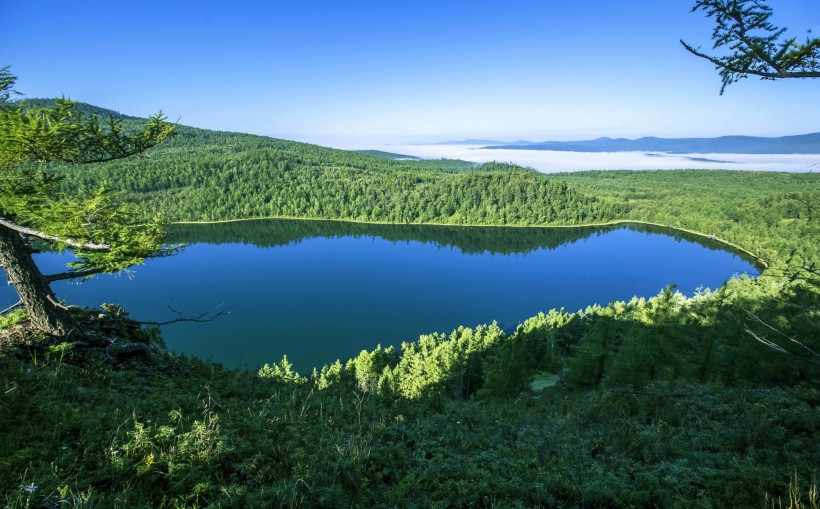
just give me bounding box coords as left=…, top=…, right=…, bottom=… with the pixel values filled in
left=2, top=0, right=818, bottom=146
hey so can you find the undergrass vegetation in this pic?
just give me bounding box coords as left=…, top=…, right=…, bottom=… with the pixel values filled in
left=1, top=322, right=816, bottom=507
left=1, top=277, right=816, bottom=506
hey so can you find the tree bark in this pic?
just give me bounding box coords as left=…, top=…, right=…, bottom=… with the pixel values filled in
left=0, top=224, right=74, bottom=335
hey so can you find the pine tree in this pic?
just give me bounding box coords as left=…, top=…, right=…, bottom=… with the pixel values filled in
left=681, top=0, right=820, bottom=94
left=0, top=67, right=176, bottom=335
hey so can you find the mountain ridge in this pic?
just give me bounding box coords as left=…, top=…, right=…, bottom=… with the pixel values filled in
left=15, top=97, right=138, bottom=120
left=480, top=133, right=820, bottom=154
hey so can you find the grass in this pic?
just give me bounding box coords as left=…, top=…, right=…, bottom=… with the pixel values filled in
left=0, top=308, right=817, bottom=507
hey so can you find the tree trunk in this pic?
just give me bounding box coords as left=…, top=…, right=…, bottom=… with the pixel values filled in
left=0, top=225, right=74, bottom=335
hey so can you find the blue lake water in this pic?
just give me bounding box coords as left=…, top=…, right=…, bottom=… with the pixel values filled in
left=0, top=220, right=758, bottom=372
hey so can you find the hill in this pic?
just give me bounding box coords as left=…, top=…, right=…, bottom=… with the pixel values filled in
left=16, top=97, right=137, bottom=120
left=49, top=105, right=627, bottom=225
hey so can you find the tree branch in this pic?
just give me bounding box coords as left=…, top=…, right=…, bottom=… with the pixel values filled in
left=0, top=218, right=110, bottom=250
left=681, top=40, right=770, bottom=75
left=46, top=267, right=106, bottom=282
left=681, top=40, right=820, bottom=79
left=743, top=307, right=820, bottom=366
left=727, top=6, right=784, bottom=75
left=44, top=247, right=183, bottom=283
left=46, top=294, right=69, bottom=311
left=745, top=326, right=820, bottom=367
left=0, top=300, right=23, bottom=315
left=137, top=303, right=232, bottom=326
left=682, top=0, right=820, bottom=93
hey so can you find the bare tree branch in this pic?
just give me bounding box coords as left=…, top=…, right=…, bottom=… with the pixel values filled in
left=0, top=218, right=110, bottom=250
left=743, top=306, right=820, bottom=367
left=46, top=294, right=69, bottom=311
left=0, top=300, right=23, bottom=315
left=745, top=325, right=820, bottom=367
left=137, top=303, right=232, bottom=326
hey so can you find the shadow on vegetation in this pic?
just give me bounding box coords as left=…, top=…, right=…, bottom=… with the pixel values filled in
left=1, top=276, right=816, bottom=507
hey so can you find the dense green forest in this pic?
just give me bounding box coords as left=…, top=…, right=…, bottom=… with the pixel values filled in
left=2, top=105, right=819, bottom=507
left=558, top=170, right=819, bottom=270
left=42, top=118, right=626, bottom=226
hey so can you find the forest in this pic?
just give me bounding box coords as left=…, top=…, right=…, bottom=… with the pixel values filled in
left=1, top=100, right=818, bottom=507
left=47, top=125, right=624, bottom=226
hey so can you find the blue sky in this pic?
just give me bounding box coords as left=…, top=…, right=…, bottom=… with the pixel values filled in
left=2, top=1, right=818, bottom=146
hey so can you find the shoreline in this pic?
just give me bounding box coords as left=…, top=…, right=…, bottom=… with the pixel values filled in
left=170, top=216, right=767, bottom=269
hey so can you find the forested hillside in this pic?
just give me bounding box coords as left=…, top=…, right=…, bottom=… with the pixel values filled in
left=45, top=115, right=626, bottom=225
left=559, top=170, right=819, bottom=270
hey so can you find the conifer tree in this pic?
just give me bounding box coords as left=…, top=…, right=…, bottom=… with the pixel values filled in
left=682, top=0, right=820, bottom=93
left=0, top=67, right=176, bottom=335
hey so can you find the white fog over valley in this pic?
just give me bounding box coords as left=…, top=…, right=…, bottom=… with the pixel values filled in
left=347, top=144, right=819, bottom=173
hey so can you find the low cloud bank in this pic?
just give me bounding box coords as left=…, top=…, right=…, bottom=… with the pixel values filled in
left=363, top=144, right=819, bottom=173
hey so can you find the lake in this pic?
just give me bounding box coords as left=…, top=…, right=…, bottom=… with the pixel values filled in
left=0, top=220, right=759, bottom=372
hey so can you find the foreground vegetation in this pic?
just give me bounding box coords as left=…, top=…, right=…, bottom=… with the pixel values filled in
left=1, top=276, right=817, bottom=507
left=1, top=105, right=818, bottom=507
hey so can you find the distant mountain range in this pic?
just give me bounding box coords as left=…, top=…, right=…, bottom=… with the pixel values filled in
left=438, top=133, right=820, bottom=154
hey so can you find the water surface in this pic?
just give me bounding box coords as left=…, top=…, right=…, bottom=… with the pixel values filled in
left=0, top=220, right=758, bottom=372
